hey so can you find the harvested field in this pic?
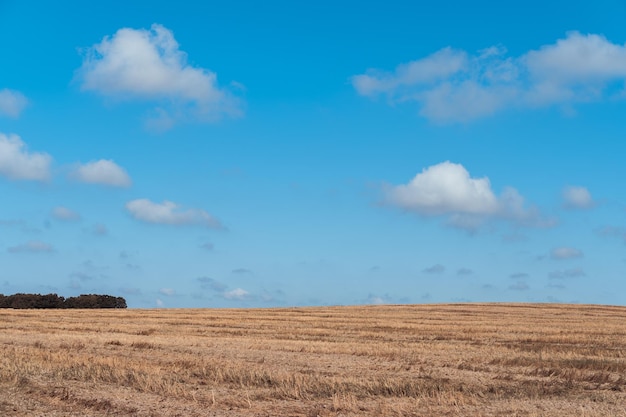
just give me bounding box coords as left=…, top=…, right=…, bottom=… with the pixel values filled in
left=1, top=303, right=625, bottom=416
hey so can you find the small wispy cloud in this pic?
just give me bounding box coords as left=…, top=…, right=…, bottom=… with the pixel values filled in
left=365, top=293, right=395, bottom=305
left=562, top=186, right=595, bottom=209
left=70, top=159, right=131, bottom=187
left=159, top=288, right=176, bottom=296
left=126, top=199, right=223, bottom=228
left=223, top=288, right=251, bottom=301
left=549, top=268, right=586, bottom=279
left=550, top=247, right=583, bottom=260
left=7, top=240, right=54, bottom=254
left=0, top=89, right=28, bottom=118
left=52, top=206, right=81, bottom=222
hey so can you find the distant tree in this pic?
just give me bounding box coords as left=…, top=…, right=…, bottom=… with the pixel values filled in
left=7, top=293, right=39, bottom=309
left=0, top=293, right=126, bottom=309
left=39, top=293, right=65, bottom=309
left=65, top=294, right=127, bottom=309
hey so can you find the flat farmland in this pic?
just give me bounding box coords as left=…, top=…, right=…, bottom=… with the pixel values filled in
left=1, top=304, right=625, bottom=416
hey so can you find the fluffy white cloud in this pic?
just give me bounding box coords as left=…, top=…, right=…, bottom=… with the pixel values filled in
left=0, top=134, right=51, bottom=181
left=77, top=24, right=242, bottom=127
left=353, top=32, right=626, bottom=122
left=550, top=247, right=584, bottom=260
left=7, top=241, right=54, bottom=254
left=525, top=32, right=626, bottom=83
left=52, top=206, right=81, bottom=221
left=0, top=89, right=28, bottom=118
left=223, top=288, right=250, bottom=300
left=385, top=161, right=498, bottom=215
left=383, top=161, right=550, bottom=231
left=562, top=186, right=594, bottom=209
left=125, top=199, right=222, bottom=228
left=70, top=159, right=131, bottom=187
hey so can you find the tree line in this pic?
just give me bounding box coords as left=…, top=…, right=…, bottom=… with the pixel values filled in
left=0, top=293, right=127, bottom=309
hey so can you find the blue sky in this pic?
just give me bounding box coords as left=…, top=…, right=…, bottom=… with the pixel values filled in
left=1, top=0, right=626, bottom=307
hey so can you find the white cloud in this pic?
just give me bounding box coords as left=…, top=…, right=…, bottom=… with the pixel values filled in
left=159, top=288, right=176, bottom=296
left=418, top=80, right=518, bottom=123
left=0, top=134, right=52, bottom=181
left=77, top=24, right=242, bottom=127
left=125, top=199, right=222, bottom=228
left=0, top=89, right=28, bottom=118
left=525, top=32, right=626, bottom=83
left=383, top=161, right=551, bottom=231
left=365, top=293, right=397, bottom=305
left=352, top=48, right=468, bottom=97
left=71, top=159, right=131, bottom=187
left=7, top=240, right=54, bottom=254
left=385, top=161, right=498, bottom=216
left=550, top=247, right=584, bottom=260
left=52, top=206, right=81, bottom=221
left=562, top=186, right=594, bottom=209
left=367, top=296, right=387, bottom=305
left=353, top=32, right=626, bottom=122
left=223, top=288, right=250, bottom=300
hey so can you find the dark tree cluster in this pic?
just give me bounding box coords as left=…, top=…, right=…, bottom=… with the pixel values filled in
left=0, top=293, right=127, bottom=309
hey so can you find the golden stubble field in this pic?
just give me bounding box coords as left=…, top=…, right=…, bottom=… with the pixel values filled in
left=1, top=303, right=625, bottom=416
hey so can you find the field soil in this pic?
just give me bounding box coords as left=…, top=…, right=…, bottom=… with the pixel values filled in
left=1, top=303, right=625, bottom=416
